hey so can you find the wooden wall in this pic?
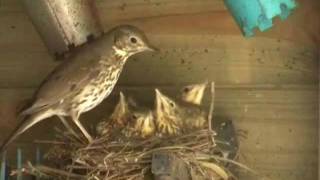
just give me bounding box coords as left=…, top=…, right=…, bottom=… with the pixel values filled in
left=0, top=0, right=319, bottom=179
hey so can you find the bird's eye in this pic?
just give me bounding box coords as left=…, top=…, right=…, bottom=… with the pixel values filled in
left=169, top=102, right=175, bottom=107
left=132, top=114, right=137, bottom=119
left=184, top=87, right=190, bottom=93
left=130, top=37, right=137, bottom=44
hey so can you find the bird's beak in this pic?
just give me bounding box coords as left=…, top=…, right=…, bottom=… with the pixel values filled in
left=155, top=89, right=163, bottom=101
left=146, top=44, right=159, bottom=52
left=119, top=91, right=125, bottom=100
left=155, top=89, right=164, bottom=106
left=155, top=89, right=161, bottom=102
left=155, top=89, right=173, bottom=109
left=118, top=91, right=128, bottom=113
left=119, top=91, right=126, bottom=105
left=155, top=89, right=166, bottom=115
left=194, top=83, right=207, bottom=105
left=196, top=82, right=208, bottom=92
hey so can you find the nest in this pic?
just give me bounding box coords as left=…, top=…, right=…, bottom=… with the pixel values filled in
left=20, top=129, right=238, bottom=180
left=14, top=83, right=254, bottom=180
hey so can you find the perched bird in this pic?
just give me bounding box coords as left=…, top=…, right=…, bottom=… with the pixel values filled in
left=155, top=89, right=207, bottom=136
left=96, top=92, right=131, bottom=136
left=180, top=81, right=207, bottom=105
left=0, top=25, right=156, bottom=152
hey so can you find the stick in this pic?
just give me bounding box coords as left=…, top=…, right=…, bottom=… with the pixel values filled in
left=33, top=140, right=67, bottom=145
left=36, top=165, right=85, bottom=179
left=207, top=82, right=216, bottom=145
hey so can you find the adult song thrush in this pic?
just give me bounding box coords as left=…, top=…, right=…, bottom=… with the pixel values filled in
left=1, top=25, right=156, bottom=152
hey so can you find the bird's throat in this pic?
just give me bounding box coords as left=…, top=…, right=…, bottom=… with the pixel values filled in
left=113, top=45, right=128, bottom=57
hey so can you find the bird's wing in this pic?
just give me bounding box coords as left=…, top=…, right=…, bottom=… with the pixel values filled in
left=22, top=42, right=111, bottom=115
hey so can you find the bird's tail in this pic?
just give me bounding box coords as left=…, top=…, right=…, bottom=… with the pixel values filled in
left=0, top=109, right=53, bottom=154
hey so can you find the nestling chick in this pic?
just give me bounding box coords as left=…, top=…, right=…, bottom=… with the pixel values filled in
left=122, top=98, right=156, bottom=138
left=155, top=89, right=207, bottom=136
left=155, top=89, right=182, bottom=135
left=180, top=81, right=207, bottom=105
left=96, top=92, right=130, bottom=136
left=109, top=92, right=130, bottom=127
left=124, top=109, right=156, bottom=138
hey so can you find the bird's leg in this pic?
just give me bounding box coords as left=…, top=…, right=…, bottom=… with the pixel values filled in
left=57, top=116, right=82, bottom=141
left=71, top=112, right=93, bottom=143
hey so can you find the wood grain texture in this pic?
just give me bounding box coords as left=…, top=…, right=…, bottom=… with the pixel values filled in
left=0, top=0, right=318, bottom=179
left=0, top=0, right=319, bottom=44
left=0, top=35, right=318, bottom=88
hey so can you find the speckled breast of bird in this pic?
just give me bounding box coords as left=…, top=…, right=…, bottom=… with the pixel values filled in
left=68, top=55, right=128, bottom=115
left=79, top=70, right=120, bottom=112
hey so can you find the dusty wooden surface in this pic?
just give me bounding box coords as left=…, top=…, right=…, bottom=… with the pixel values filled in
left=0, top=0, right=319, bottom=179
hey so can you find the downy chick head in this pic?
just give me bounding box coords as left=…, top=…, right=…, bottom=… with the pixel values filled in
left=155, top=89, right=207, bottom=136
left=112, top=25, right=157, bottom=55
left=181, top=81, right=207, bottom=105
left=122, top=98, right=156, bottom=138
left=109, top=91, right=131, bottom=126
left=130, top=109, right=156, bottom=138
left=96, top=92, right=130, bottom=136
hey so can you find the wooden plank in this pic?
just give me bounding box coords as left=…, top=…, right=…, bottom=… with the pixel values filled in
left=0, top=0, right=319, bottom=46
left=96, top=0, right=226, bottom=22
left=0, top=13, right=46, bottom=52
left=0, top=35, right=317, bottom=88
left=237, top=120, right=317, bottom=152
left=82, top=0, right=318, bottom=45
left=0, top=84, right=317, bottom=100
left=0, top=0, right=226, bottom=14
left=0, top=0, right=24, bottom=13
left=238, top=153, right=318, bottom=180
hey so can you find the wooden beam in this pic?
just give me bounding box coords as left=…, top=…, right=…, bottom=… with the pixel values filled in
left=0, top=35, right=317, bottom=88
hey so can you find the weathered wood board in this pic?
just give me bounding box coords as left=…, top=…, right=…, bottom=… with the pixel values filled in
left=0, top=0, right=319, bottom=179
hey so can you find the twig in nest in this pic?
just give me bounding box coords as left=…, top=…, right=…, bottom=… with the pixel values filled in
left=33, top=140, right=67, bottom=145
left=21, top=129, right=241, bottom=180
left=207, top=81, right=216, bottom=145
left=195, top=153, right=258, bottom=176
left=11, top=162, right=85, bottom=179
